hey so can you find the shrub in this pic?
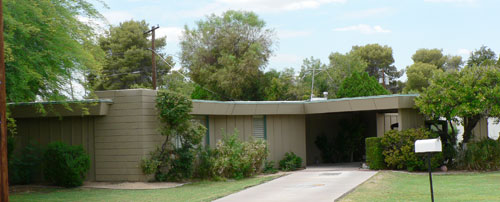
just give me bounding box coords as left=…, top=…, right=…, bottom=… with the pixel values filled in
left=263, top=161, right=278, bottom=174
left=43, top=142, right=90, bottom=187
left=279, top=152, right=302, bottom=171
left=365, top=137, right=386, bottom=170
left=195, top=130, right=268, bottom=179
left=194, top=147, right=216, bottom=179
left=8, top=143, right=42, bottom=185
left=456, top=138, right=500, bottom=171
left=141, top=90, right=206, bottom=181
left=381, top=128, right=442, bottom=171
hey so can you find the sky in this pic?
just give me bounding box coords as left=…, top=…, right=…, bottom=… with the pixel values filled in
left=95, top=0, right=500, bottom=80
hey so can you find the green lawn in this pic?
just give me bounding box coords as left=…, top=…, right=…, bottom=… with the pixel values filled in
left=339, top=171, right=500, bottom=202
left=10, top=175, right=280, bottom=202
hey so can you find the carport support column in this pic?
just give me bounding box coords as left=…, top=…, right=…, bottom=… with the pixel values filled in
left=397, top=109, right=425, bottom=131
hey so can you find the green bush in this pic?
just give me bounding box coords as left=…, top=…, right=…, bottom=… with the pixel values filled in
left=43, top=142, right=90, bottom=187
left=381, top=128, right=442, bottom=171
left=141, top=90, right=206, bottom=182
left=8, top=143, right=42, bottom=185
left=195, top=130, right=268, bottom=179
left=263, top=161, right=278, bottom=174
left=279, top=152, right=302, bottom=171
left=365, top=137, right=385, bottom=170
left=456, top=138, right=500, bottom=171
left=194, top=147, right=216, bottom=179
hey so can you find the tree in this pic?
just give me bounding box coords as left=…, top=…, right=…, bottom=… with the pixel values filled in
left=415, top=65, right=500, bottom=144
left=350, top=44, right=402, bottom=91
left=162, top=69, right=195, bottom=98
left=336, top=71, right=389, bottom=98
left=328, top=52, right=368, bottom=91
left=4, top=0, right=105, bottom=102
left=412, top=49, right=446, bottom=69
left=466, top=46, right=497, bottom=67
left=296, top=57, right=330, bottom=100
left=96, top=20, right=174, bottom=90
left=262, top=68, right=298, bottom=101
left=180, top=10, right=275, bottom=101
left=403, top=62, right=443, bottom=93
left=443, top=55, right=463, bottom=71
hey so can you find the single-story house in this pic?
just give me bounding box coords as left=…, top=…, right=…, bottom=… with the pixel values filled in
left=10, top=89, right=488, bottom=181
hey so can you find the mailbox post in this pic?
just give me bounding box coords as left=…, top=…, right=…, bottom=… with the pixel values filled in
left=415, top=138, right=442, bottom=202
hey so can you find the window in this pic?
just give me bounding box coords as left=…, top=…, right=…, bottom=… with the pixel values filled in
left=253, top=115, right=266, bottom=140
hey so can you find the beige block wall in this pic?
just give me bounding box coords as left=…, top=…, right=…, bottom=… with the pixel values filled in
left=376, top=113, right=399, bottom=137
left=207, top=115, right=306, bottom=167
left=472, top=118, right=488, bottom=141
left=94, top=89, right=162, bottom=182
left=14, top=117, right=96, bottom=181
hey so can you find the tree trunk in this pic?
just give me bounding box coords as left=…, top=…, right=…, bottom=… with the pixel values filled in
left=462, top=116, right=481, bottom=144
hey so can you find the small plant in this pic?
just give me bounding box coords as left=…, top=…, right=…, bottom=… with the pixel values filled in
left=263, top=161, right=278, bottom=174
left=381, top=128, right=442, bottom=171
left=365, top=137, right=386, bottom=170
left=456, top=138, right=500, bottom=171
left=43, top=142, right=90, bottom=187
left=279, top=152, right=302, bottom=171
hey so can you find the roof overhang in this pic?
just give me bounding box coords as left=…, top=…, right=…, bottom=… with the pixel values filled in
left=9, top=99, right=113, bottom=118
left=191, top=94, right=418, bottom=115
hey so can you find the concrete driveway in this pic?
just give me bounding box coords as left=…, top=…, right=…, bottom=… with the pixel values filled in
left=214, top=163, right=377, bottom=202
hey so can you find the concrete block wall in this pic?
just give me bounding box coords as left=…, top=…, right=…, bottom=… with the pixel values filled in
left=94, top=89, right=162, bottom=181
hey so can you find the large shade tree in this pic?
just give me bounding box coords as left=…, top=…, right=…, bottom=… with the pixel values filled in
left=350, top=44, right=402, bottom=91
left=415, top=65, right=500, bottom=144
left=181, top=10, right=275, bottom=101
left=4, top=0, right=105, bottom=102
left=96, top=20, right=174, bottom=90
left=403, top=62, right=443, bottom=93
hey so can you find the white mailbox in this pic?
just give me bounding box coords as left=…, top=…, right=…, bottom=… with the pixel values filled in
left=415, top=138, right=442, bottom=153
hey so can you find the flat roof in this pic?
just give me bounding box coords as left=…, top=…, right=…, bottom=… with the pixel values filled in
left=192, top=94, right=418, bottom=115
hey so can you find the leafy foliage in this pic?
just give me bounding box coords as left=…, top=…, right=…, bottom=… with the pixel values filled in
left=196, top=131, right=268, bottom=179
left=141, top=90, right=205, bottom=181
left=403, top=62, right=442, bottom=93
left=415, top=65, right=500, bottom=143
left=337, top=71, right=389, bottom=98
left=279, top=152, right=302, bottom=171
left=8, top=143, right=42, bottom=185
left=96, top=20, right=174, bottom=90
left=456, top=138, right=500, bottom=171
left=4, top=0, right=105, bottom=102
left=381, top=128, right=442, bottom=171
left=365, top=137, right=386, bottom=170
left=263, top=161, right=278, bottom=174
left=466, top=46, right=497, bottom=68
left=411, top=48, right=447, bottom=69
left=43, top=142, right=90, bottom=187
left=262, top=68, right=298, bottom=101
left=350, top=44, right=402, bottom=91
left=181, top=10, right=275, bottom=100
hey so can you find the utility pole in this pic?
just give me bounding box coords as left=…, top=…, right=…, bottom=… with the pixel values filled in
left=0, top=0, right=9, bottom=200
left=144, top=25, right=160, bottom=90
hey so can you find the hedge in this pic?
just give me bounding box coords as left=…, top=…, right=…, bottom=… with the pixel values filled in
left=365, top=137, right=386, bottom=170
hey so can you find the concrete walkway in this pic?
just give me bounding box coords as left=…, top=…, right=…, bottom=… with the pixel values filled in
left=214, top=164, right=377, bottom=202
